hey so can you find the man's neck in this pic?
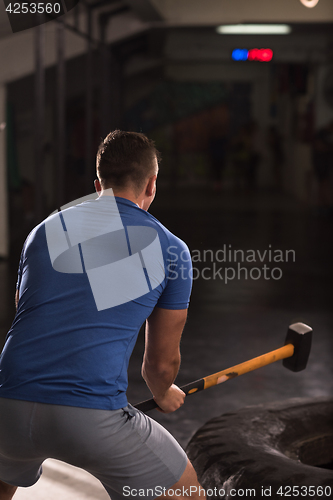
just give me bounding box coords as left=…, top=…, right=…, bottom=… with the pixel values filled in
left=99, top=189, right=144, bottom=210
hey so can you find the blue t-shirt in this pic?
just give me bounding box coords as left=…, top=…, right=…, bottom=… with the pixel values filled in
left=0, top=196, right=192, bottom=410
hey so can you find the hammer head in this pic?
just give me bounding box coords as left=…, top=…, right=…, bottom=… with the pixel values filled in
left=283, top=322, right=312, bottom=372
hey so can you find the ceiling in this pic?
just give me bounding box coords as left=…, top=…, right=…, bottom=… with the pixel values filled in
left=150, top=0, right=333, bottom=25
left=0, top=0, right=12, bottom=38
left=0, top=0, right=332, bottom=86
left=0, top=0, right=332, bottom=42
left=0, top=0, right=162, bottom=40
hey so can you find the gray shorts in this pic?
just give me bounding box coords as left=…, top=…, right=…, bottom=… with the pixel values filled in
left=0, top=398, right=188, bottom=499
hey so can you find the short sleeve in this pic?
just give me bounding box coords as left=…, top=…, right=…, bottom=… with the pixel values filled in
left=16, top=235, right=30, bottom=291
left=16, top=250, right=24, bottom=291
left=156, top=238, right=192, bottom=310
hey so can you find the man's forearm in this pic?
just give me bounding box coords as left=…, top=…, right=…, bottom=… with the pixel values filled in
left=142, top=356, right=180, bottom=399
left=142, top=308, right=188, bottom=412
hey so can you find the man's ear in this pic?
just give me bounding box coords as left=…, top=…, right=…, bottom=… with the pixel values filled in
left=146, top=175, right=157, bottom=197
left=94, top=179, right=102, bottom=195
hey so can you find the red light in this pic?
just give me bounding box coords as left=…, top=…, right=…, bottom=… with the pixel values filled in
left=248, top=49, right=259, bottom=61
left=260, top=49, right=273, bottom=62
left=247, top=48, right=273, bottom=62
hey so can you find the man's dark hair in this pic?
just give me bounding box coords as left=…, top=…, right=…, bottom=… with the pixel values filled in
left=96, top=130, right=160, bottom=194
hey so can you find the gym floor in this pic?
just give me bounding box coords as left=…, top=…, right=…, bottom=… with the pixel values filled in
left=1, top=187, right=332, bottom=499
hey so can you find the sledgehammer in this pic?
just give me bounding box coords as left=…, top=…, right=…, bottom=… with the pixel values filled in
left=134, top=322, right=312, bottom=413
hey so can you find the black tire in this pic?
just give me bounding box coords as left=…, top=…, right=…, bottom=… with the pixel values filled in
left=186, top=398, right=333, bottom=499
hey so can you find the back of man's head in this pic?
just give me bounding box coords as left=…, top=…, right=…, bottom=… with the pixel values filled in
left=96, top=130, right=160, bottom=195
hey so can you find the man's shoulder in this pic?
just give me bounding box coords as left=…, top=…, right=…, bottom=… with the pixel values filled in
left=116, top=197, right=189, bottom=251
left=23, top=219, right=46, bottom=247
left=144, top=211, right=189, bottom=255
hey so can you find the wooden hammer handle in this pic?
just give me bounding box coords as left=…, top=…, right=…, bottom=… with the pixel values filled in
left=134, top=344, right=294, bottom=413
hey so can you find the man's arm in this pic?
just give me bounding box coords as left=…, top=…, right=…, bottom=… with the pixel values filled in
left=142, top=307, right=188, bottom=413
left=15, top=290, right=19, bottom=310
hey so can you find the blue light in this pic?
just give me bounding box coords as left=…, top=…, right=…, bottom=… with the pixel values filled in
left=232, top=49, right=249, bottom=61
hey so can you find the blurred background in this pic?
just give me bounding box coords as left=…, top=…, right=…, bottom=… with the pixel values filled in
left=0, top=0, right=333, bottom=449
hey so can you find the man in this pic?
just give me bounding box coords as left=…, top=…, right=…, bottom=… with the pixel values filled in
left=0, top=131, right=204, bottom=499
